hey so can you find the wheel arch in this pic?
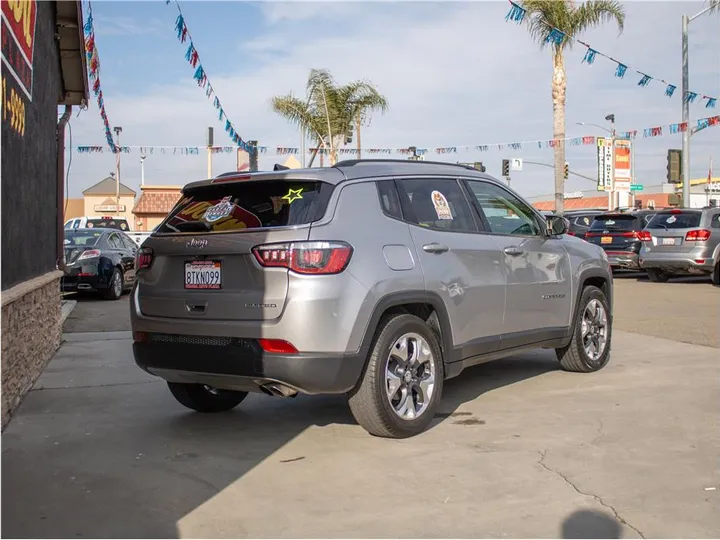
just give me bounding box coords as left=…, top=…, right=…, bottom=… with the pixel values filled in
left=573, top=268, right=612, bottom=322
left=357, top=290, right=454, bottom=364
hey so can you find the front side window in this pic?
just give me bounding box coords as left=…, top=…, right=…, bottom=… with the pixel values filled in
left=396, top=178, right=477, bottom=233
left=157, top=180, right=332, bottom=234
left=465, top=180, right=543, bottom=236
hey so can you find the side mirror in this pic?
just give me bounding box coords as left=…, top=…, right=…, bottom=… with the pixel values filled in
left=546, top=215, right=568, bottom=236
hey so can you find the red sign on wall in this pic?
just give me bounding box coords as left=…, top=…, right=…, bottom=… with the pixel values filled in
left=1, top=0, right=37, bottom=100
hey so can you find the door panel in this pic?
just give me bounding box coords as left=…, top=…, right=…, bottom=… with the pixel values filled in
left=463, top=179, right=572, bottom=337
left=396, top=177, right=506, bottom=354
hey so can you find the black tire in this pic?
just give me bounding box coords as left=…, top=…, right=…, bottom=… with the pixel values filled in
left=167, top=382, right=248, bottom=413
left=646, top=268, right=670, bottom=283
left=348, top=313, right=444, bottom=439
left=712, top=262, right=720, bottom=287
left=102, top=268, right=123, bottom=300
left=556, top=285, right=612, bottom=373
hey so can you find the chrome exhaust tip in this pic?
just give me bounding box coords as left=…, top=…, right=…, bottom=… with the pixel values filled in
left=261, top=383, right=298, bottom=398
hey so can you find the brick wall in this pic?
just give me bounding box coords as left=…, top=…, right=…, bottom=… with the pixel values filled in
left=1, top=273, right=63, bottom=430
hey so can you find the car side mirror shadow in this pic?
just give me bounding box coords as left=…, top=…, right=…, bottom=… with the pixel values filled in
left=546, top=215, right=569, bottom=236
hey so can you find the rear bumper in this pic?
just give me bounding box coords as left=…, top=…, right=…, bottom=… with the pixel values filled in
left=61, top=273, right=108, bottom=292
left=639, top=254, right=715, bottom=274
left=605, top=251, right=640, bottom=269
left=133, top=337, right=365, bottom=395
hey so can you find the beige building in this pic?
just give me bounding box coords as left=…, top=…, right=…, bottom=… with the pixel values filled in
left=132, top=185, right=183, bottom=231
left=81, top=176, right=136, bottom=223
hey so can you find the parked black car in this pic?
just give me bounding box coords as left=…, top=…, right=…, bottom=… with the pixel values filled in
left=563, top=209, right=607, bottom=241
left=62, top=228, right=137, bottom=300
left=585, top=210, right=656, bottom=270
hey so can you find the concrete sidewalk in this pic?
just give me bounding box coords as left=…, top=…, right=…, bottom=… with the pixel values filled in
left=2, top=330, right=719, bottom=538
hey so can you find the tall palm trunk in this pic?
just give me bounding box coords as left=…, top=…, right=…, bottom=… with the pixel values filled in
left=552, top=49, right=567, bottom=215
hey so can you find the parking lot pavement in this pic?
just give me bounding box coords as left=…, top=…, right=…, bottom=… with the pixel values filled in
left=2, top=326, right=718, bottom=538
left=612, top=273, right=719, bottom=348
left=62, top=292, right=131, bottom=333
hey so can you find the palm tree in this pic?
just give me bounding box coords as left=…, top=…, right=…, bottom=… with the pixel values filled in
left=271, top=69, right=388, bottom=166
left=517, top=1, right=625, bottom=214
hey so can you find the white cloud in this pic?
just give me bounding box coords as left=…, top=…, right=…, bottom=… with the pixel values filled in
left=67, top=1, right=720, bottom=201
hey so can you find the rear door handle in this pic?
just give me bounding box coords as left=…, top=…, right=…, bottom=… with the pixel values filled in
left=503, top=246, right=524, bottom=256
left=423, top=243, right=449, bottom=254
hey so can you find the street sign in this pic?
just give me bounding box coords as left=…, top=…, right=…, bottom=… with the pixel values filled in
left=630, top=184, right=643, bottom=192
left=613, top=139, right=632, bottom=192
left=510, top=158, right=523, bottom=172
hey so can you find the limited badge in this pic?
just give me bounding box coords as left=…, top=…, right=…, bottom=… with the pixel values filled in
left=203, top=196, right=234, bottom=222
left=431, top=190, right=453, bottom=220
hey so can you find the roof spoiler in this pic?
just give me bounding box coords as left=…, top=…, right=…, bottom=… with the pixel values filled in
left=273, top=164, right=290, bottom=171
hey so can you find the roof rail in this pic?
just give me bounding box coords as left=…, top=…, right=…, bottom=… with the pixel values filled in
left=333, top=159, right=477, bottom=171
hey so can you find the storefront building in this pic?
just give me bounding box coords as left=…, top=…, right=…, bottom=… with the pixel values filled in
left=1, top=1, right=89, bottom=428
left=131, top=185, right=183, bottom=231
left=529, top=178, right=720, bottom=212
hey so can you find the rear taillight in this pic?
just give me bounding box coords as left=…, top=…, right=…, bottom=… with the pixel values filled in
left=136, top=247, right=154, bottom=270
left=685, top=229, right=711, bottom=241
left=77, top=249, right=100, bottom=260
left=637, top=231, right=652, bottom=242
left=252, top=241, right=353, bottom=275
left=257, top=339, right=299, bottom=354
left=619, top=231, right=639, bottom=238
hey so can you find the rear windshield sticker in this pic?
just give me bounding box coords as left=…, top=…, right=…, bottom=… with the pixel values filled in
left=666, top=216, right=677, bottom=224
left=203, top=196, right=234, bottom=222
left=431, top=190, right=453, bottom=220
left=605, top=220, right=615, bottom=225
left=282, top=188, right=304, bottom=204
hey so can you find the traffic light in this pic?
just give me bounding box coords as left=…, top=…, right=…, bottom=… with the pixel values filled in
left=667, top=149, right=682, bottom=183
left=564, top=162, right=569, bottom=180
left=473, top=161, right=486, bottom=172
left=501, top=159, right=510, bottom=176
left=345, top=124, right=354, bottom=144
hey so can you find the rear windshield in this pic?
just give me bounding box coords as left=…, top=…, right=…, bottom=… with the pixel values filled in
left=156, top=180, right=333, bottom=233
left=590, top=215, right=638, bottom=231
left=86, top=218, right=129, bottom=231
left=64, top=231, right=102, bottom=247
left=646, top=211, right=701, bottom=230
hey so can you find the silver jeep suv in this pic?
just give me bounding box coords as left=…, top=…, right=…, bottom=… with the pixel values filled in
left=131, top=160, right=614, bottom=438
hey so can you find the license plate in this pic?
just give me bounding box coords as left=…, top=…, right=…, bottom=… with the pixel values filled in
left=601, top=236, right=612, bottom=244
left=185, top=260, right=222, bottom=289
left=661, top=237, right=676, bottom=246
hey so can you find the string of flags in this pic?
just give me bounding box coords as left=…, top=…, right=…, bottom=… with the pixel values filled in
left=82, top=1, right=118, bottom=153
left=167, top=0, right=252, bottom=151
left=74, top=116, right=719, bottom=156
left=505, top=1, right=717, bottom=109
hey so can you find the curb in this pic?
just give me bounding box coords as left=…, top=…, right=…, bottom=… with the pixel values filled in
left=61, top=299, right=77, bottom=325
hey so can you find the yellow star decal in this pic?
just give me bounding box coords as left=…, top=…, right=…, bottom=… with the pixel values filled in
left=282, top=188, right=304, bottom=204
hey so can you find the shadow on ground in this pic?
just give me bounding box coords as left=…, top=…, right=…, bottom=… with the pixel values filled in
left=1, top=345, right=559, bottom=538
left=561, top=509, right=622, bottom=539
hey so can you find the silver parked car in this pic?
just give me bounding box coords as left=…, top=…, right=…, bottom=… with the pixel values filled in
left=130, top=159, right=614, bottom=438
left=639, top=207, right=720, bottom=285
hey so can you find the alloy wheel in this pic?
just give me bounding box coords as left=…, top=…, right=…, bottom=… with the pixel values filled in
left=581, top=299, right=608, bottom=361
left=385, top=332, right=436, bottom=420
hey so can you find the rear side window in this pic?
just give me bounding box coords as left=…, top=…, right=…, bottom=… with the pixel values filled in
left=646, top=211, right=701, bottom=230
left=396, top=178, right=477, bottom=233
left=711, top=214, right=720, bottom=229
left=157, top=180, right=333, bottom=233
left=86, top=218, right=129, bottom=231
left=590, top=216, right=638, bottom=231
left=376, top=180, right=403, bottom=220
left=64, top=231, right=102, bottom=247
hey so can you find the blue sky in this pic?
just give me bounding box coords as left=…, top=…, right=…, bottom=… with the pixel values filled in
left=69, top=0, right=720, bottom=199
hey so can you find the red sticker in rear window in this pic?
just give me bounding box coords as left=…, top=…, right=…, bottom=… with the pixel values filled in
left=173, top=198, right=261, bottom=230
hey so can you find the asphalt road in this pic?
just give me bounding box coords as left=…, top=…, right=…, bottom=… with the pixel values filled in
left=3, top=277, right=715, bottom=538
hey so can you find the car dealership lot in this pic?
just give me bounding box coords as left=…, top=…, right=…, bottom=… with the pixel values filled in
left=3, top=281, right=719, bottom=538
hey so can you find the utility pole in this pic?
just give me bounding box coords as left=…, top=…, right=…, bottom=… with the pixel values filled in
left=207, top=127, right=214, bottom=178
left=682, top=13, right=690, bottom=208
left=681, top=4, right=715, bottom=208
left=113, top=126, right=122, bottom=215
left=140, top=151, right=146, bottom=186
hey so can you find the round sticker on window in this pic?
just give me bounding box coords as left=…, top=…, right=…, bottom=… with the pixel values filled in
left=431, top=190, right=453, bottom=220
left=666, top=216, right=677, bottom=224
